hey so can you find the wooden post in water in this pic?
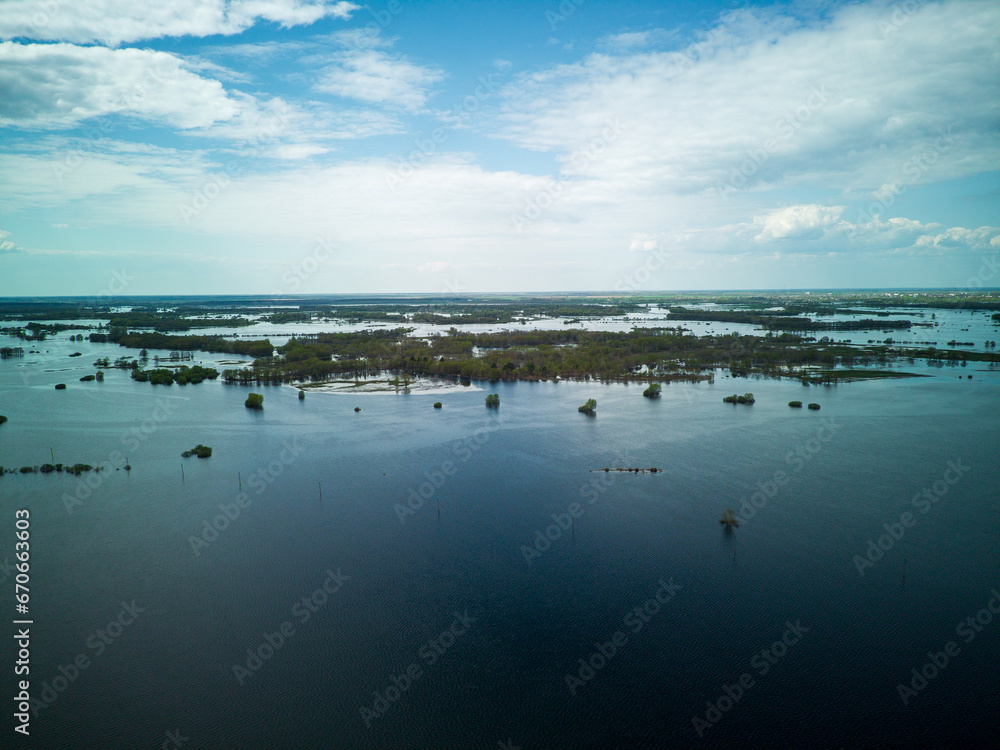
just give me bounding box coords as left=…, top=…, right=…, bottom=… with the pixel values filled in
left=50, top=447, right=55, bottom=462
left=319, top=481, right=323, bottom=501
left=181, top=464, right=185, bottom=482
left=238, top=472, right=241, bottom=490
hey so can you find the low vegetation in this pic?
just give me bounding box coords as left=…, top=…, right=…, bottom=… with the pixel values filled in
left=55, top=383, right=66, bottom=390
left=788, top=401, right=803, bottom=408
left=181, top=445, right=213, bottom=458
left=485, top=393, right=500, bottom=408
left=245, top=393, right=264, bottom=409
left=723, top=393, right=755, bottom=404
left=642, top=383, right=661, bottom=398
left=578, top=398, right=597, bottom=414
left=808, top=403, right=821, bottom=410
left=433, top=402, right=442, bottom=408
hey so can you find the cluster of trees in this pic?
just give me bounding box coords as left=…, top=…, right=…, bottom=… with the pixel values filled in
left=578, top=399, right=597, bottom=414
left=643, top=383, right=661, bottom=398
left=666, top=307, right=912, bottom=332
left=245, top=393, right=264, bottom=409
left=1, top=463, right=97, bottom=476
left=103, top=329, right=274, bottom=358
left=0, top=347, right=23, bottom=358
left=723, top=393, right=755, bottom=404
left=131, top=365, right=219, bottom=385
left=485, top=393, right=500, bottom=407
left=106, top=311, right=252, bottom=331
left=182, top=445, right=212, bottom=458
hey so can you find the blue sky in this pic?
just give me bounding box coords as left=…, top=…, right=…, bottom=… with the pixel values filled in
left=0, top=0, right=997, bottom=295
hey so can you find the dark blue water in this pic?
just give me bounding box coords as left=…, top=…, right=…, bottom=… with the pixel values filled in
left=1, top=342, right=998, bottom=748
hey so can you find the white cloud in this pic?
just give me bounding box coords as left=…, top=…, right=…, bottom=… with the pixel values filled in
left=497, top=1, right=1000, bottom=197
left=0, top=0, right=359, bottom=46
left=753, top=205, right=846, bottom=241
left=0, top=228, right=23, bottom=254
left=0, top=42, right=242, bottom=129
left=314, top=33, right=444, bottom=111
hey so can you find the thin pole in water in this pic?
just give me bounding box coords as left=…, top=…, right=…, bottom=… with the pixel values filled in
left=319, top=481, right=323, bottom=501
left=181, top=464, right=185, bottom=482
left=238, top=471, right=241, bottom=490
left=50, top=447, right=54, bottom=462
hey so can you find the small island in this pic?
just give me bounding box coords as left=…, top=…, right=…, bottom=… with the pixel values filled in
left=578, top=398, right=597, bottom=414
left=55, top=383, right=67, bottom=390
left=181, top=445, right=213, bottom=458
left=723, top=392, right=755, bottom=404
left=433, top=402, right=442, bottom=408
left=245, top=393, right=264, bottom=409
left=643, top=383, right=661, bottom=398
left=788, top=400, right=803, bottom=408
left=485, top=393, right=500, bottom=408
left=807, top=403, right=821, bottom=410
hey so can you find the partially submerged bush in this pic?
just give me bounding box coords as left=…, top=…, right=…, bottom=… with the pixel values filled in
left=245, top=393, right=264, bottom=409
left=80, top=374, right=96, bottom=382
left=485, top=393, right=500, bottom=407
left=723, top=393, right=754, bottom=404
left=788, top=401, right=803, bottom=408
left=578, top=398, right=597, bottom=414
left=55, top=383, right=67, bottom=390
left=807, top=403, right=821, bottom=410
left=643, top=383, right=661, bottom=398
left=433, top=402, right=442, bottom=408
left=182, top=444, right=213, bottom=458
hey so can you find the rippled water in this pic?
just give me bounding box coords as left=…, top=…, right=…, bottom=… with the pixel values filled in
left=1, top=326, right=998, bottom=748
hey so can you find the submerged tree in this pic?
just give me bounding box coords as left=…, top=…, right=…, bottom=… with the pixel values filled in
left=642, top=383, right=661, bottom=398
left=578, top=398, right=597, bottom=414
left=245, top=393, right=264, bottom=409
left=485, top=393, right=500, bottom=408
left=720, top=509, right=740, bottom=529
